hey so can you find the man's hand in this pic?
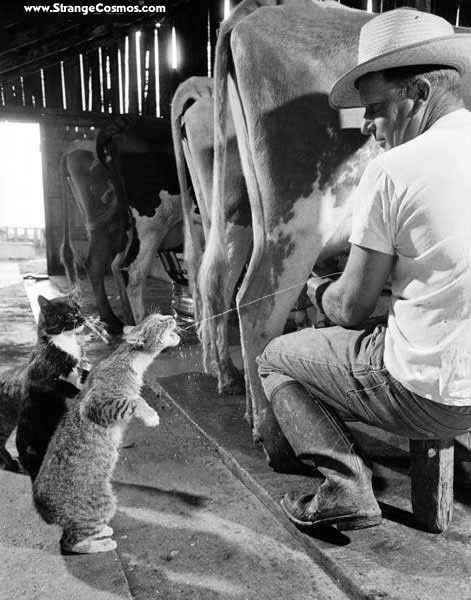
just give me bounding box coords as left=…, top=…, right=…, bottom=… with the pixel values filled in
left=307, top=245, right=393, bottom=328
left=306, top=277, right=334, bottom=314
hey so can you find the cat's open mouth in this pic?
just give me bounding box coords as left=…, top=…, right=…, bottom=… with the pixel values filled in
left=163, top=329, right=180, bottom=347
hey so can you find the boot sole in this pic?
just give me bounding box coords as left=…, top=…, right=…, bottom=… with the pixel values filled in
left=280, top=497, right=382, bottom=531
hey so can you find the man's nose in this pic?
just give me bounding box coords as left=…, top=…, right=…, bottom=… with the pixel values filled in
left=361, top=118, right=375, bottom=136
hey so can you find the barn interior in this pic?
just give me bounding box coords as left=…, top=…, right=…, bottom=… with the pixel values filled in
left=1, top=1, right=471, bottom=599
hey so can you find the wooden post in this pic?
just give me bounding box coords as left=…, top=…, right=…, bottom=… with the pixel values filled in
left=410, top=438, right=454, bottom=533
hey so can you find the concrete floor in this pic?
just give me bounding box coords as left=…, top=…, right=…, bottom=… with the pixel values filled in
left=2, top=258, right=471, bottom=599
left=0, top=260, right=349, bottom=600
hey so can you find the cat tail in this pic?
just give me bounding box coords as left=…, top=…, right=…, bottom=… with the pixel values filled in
left=60, top=149, right=80, bottom=291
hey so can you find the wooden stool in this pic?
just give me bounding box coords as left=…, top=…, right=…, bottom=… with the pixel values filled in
left=409, top=438, right=454, bottom=532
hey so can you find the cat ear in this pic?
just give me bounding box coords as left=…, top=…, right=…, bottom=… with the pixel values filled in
left=37, top=295, right=51, bottom=312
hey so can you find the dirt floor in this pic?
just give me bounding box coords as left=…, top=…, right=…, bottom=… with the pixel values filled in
left=0, top=259, right=349, bottom=600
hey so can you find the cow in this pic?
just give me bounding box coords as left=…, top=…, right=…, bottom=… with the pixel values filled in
left=60, top=137, right=130, bottom=333
left=194, top=0, right=387, bottom=471
left=171, top=76, right=249, bottom=394
left=61, top=129, right=183, bottom=333
left=93, top=116, right=184, bottom=326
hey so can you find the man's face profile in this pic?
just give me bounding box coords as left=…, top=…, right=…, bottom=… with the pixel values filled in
left=358, top=71, right=416, bottom=150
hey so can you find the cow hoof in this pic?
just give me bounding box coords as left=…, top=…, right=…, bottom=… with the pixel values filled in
left=219, top=379, right=246, bottom=395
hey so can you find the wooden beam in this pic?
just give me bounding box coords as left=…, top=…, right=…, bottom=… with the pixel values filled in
left=0, top=105, right=112, bottom=126
left=0, top=19, right=157, bottom=83
left=410, top=438, right=454, bottom=533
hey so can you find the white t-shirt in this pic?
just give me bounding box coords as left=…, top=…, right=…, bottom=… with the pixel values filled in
left=349, top=108, right=471, bottom=406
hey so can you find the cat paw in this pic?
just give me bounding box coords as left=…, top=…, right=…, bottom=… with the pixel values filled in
left=61, top=536, right=117, bottom=554
left=96, top=525, right=114, bottom=538
left=142, top=410, right=160, bottom=427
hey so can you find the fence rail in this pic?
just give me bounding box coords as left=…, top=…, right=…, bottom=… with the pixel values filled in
left=0, top=226, right=45, bottom=246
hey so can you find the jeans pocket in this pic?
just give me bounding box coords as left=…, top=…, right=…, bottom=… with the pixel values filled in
left=346, top=381, right=393, bottom=426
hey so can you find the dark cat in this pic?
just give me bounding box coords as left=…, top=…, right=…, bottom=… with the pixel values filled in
left=33, top=313, right=179, bottom=554
left=0, top=295, right=90, bottom=479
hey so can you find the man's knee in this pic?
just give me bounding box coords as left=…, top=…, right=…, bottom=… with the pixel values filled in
left=257, top=336, right=296, bottom=403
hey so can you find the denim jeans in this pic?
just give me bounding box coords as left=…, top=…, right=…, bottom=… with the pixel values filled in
left=257, top=323, right=471, bottom=440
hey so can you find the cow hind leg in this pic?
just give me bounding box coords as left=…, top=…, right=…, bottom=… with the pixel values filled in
left=198, top=225, right=250, bottom=395
left=111, top=248, right=135, bottom=325
left=236, top=248, right=313, bottom=474
left=85, top=239, right=123, bottom=334
left=126, top=221, right=163, bottom=324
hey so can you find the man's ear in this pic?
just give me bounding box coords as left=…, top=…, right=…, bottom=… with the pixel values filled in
left=410, top=77, right=431, bottom=103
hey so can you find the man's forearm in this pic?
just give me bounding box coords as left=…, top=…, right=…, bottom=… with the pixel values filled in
left=320, top=280, right=363, bottom=327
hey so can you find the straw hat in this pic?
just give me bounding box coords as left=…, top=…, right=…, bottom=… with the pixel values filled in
left=330, top=8, right=471, bottom=109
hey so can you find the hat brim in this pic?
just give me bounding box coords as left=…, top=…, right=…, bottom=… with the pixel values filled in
left=329, top=34, right=471, bottom=109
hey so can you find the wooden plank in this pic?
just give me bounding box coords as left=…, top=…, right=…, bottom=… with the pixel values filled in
left=20, top=71, right=42, bottom=108
left=0, top=104, right=110, bottom=126
left=157, top=25, right=175, bottom=118
left=410, top=438, right=454, bottom=533
left=88, top=48, right=102, bottom=113
left=142, top=25, right=156, bottom=116
left=41, top=123, right=64, bottom=276
left=63, top=55, right=82, bottom=113
left=127, top=27, right=139, bottom=114
left=107, top=45, right=120, bottom=114
left=43, top=64, right=62, bottom=111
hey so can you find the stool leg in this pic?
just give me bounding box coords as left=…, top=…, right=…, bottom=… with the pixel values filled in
left=410, top=438, right=454, bottom=533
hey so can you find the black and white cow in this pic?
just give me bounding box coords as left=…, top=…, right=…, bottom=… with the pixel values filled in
left=95, top=116, right=183, bottom=325
left=61, top=124, right=183, bottom=332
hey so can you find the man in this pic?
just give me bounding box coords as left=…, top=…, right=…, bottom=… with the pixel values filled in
left=257, top=8, right=471, bottom=531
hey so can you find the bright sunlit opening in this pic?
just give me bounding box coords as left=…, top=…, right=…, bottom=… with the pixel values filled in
left=169, top=27, right=179, bottom=70
left=0, top=122, right=44, bottom=228
left=223, top=0, right=231, bottom=20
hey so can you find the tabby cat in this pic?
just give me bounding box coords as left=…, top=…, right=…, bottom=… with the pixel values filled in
left=0, top=295, right=89, bottom=478
left=33, top=312, right=179, bottom=555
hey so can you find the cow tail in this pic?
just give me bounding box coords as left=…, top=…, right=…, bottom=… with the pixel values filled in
left=196, top=17, right=237, bottom=373
left=60, top=152, right=79, bottom=289
left=170, top=78, right=212, bottom=322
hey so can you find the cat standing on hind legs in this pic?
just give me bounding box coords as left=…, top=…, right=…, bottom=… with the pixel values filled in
left=34, top=313, right=179, bottom=554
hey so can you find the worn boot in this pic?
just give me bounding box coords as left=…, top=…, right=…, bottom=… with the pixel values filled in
left=271, top=382, right=382, bottom=531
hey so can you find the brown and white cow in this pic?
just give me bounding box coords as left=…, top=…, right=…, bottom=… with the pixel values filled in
left=171, top=76, right=249, bottom=394
left=199, top=0, right=384, bottom=470
left=96, top=116, right=184, bottom=325
left=61, top=138, right=130, bottom=333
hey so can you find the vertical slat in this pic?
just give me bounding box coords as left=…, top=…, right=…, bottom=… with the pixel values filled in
left=89, top=49, right=101, bottom=113
left=141, top=25, right=155, bottom=116
left=63, top=56, right=82, bottom=113
left=41, top=123, right=65, bottom=276
left=128, top=27, right=139, bottom=114
left=102, top=48, right=112, bottom=114
left=43, top=64, right=62, bottom=112
left=4, top=80, right=20, bottom=107
left=108, top=44, right=120, bottom=114
left=158, top=25, right=173, bottom=118
left=410, top=438, right=454, bottom=533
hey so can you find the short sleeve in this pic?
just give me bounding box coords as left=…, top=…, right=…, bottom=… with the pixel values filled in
left=348, top=159, right=395, bottom=255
